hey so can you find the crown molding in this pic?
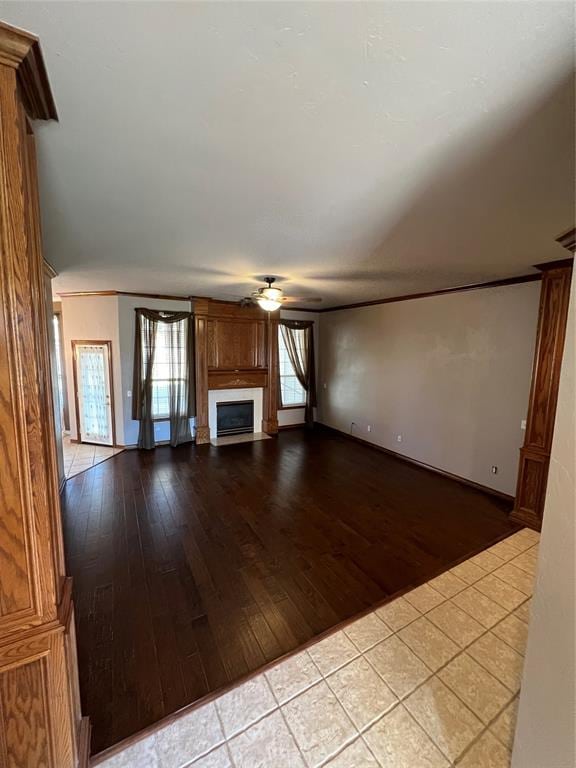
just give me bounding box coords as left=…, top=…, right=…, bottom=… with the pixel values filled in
left=43, top=258, right=58, bottom=278
left=533, top=258, right=574, bottom=272
left=317, top=273, right=541, bottom=313
left=58, top=290, right=191, bottom=301
left=0, top=20, right=57, bottom=120
left=57, top=274, right=544, bottom=313
left=555, top=227, right=576, bottom=253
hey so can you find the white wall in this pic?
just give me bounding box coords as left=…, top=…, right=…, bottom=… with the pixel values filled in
left=278, top=309, right=320, bottom=427
left=117, top=295, right=193, bottom=446
left=318, top=282, right=541, bottom=495
left=512, top=273, right=575, bottom=767
left=61, top=295, right=123, bottom=443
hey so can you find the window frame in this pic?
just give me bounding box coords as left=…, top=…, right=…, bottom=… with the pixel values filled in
left=141, top=317, right=189, bottom=422
left=278, top=327, right=307, bottom=409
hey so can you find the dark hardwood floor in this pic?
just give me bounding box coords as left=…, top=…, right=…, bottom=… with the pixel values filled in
left=62, top=426, right=518, bottom=754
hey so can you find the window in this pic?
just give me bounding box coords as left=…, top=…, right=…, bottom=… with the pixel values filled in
left=278, top=327, right=306, bottom=406
left=142, top=318, right=188, bottom=419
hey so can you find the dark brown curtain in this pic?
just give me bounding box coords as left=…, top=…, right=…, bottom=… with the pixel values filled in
left=279, top=320, right=317, bottom=426
left=132, top=308, right=195, bottom=449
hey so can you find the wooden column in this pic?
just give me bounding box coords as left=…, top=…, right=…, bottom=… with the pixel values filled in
left=0, top=22, right=88, bottom=768
left=262, top=313, right=279, bottom=434
left=194, top=297, right=210, bottom=444
left=511, top=233, right=574, bottom=530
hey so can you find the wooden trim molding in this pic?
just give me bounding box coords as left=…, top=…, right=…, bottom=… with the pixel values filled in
left=0, top=20, right=57, bottom=120
left=510, top=257, right=573, bottom=530
left=43, top=257, right=58, bottom=278
left=556, top=226, right=576, bottom=252
left=262, top=313, right=279, bottom=434
left=58, top=289, right=191, bottom=302
left=278, top=404, right=306, bottom=411
left=318, top=423, right=515, bottom=504
left=77, top=718, right=91, bottom=768
left=194, top=298, right=210, bottom=444
left=53, top=308, right=70, bottom=431
left=0, top=25, right=84, bottom=766
left=533, top=258, right=574, bottom=271
left=208, top=370, right=268, bottom=390
left=316, top=273, right=541, bottom=313
left=56, top=273, right=543, bottom=315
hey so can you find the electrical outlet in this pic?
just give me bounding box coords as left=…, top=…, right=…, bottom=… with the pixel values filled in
left=127, top=390, right=132, bottom=398
left=521, top=419, right=526, bottom=430
left=367, top=425, right=372, bottom=433
left=491, top=465, right=498, bottom=474
left=396, top=434, right=402, bottom=443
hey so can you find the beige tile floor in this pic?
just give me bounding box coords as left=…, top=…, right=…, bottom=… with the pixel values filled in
left=63, top=434, right=123, bottom=478
left=96, top=527, right=539, bottom=768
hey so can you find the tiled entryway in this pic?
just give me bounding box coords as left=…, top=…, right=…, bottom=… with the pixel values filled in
left=95, top=527, right=538, bottom=768
left=63, top=434, right=123, bottom=478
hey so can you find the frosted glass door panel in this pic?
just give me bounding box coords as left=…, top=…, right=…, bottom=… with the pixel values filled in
left=75, top=343, right=114, bottom=445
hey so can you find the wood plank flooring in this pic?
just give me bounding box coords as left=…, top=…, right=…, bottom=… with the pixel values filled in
left=61, top=426, right=518, bottom=754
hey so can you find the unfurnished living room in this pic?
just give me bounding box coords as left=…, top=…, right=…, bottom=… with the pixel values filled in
left=0, top=3, right=574, bottom=768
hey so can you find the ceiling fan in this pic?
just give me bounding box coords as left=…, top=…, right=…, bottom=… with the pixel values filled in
left=244, top=277, right=322, bottom=312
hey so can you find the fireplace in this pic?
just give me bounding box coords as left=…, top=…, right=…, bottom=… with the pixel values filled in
left=216, top=400, right=254, bottom=436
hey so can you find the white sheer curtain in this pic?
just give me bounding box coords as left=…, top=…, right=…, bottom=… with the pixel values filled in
left=133, top=309, right=195, bottom=449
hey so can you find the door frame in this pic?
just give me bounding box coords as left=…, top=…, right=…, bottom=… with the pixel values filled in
left=71, top=339, right=117, bottom=446
left=53, top=304, right=70, bottom=431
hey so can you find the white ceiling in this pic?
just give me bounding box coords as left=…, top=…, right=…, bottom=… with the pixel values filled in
left=3, top=1, right=575, bottom=307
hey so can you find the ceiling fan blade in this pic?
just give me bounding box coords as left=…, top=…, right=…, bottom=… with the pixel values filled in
left=282, top=296, right=323, bottom=303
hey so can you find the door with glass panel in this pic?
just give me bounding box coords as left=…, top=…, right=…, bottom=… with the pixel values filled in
left=72, top=340, right=115, bottom=445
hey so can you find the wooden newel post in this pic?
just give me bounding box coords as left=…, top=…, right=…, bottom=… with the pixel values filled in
left=263, top=313, right=279, bottom=435
left=0, top=21, right=89, bottom=767
left=194, top=297, right=211, bottom=444
left=511, top=230, right=574, bottom=530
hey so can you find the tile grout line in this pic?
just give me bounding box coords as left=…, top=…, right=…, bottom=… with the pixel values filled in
left=358, top=624, right=521, bottom=765
left=265, top=658, right=320, bottom=768
left=333, top=589, right=531, bottom=761
left=452, top=694, right=520, bottom=766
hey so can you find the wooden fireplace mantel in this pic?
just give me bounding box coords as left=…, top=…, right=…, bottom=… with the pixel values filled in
left=194, top=298, right=279, bottom=443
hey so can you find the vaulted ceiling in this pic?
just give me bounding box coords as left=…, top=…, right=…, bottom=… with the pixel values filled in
left=3, top=2, right=574, bottom=307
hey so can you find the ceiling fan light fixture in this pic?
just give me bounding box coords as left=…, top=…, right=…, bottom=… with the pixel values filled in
left=256, top=296, right=282, bottom=311
left=253, top=277, right=283, bottom=311
left=261, top=286, right=283, bottom=301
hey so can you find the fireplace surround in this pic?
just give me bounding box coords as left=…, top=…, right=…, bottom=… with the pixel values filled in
left=207, top=387, right=264, bottom=440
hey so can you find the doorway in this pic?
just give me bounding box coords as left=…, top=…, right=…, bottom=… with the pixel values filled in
left=53, top=308, right=70, bottom=432
left=72, top=340, right=116, bottom=445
